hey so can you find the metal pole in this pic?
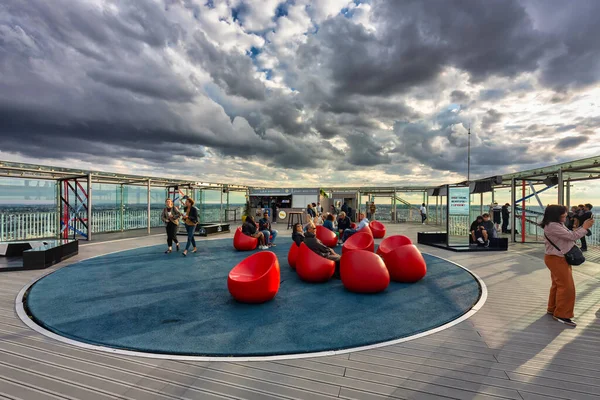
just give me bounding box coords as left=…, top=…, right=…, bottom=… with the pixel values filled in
left=566, top=178, right=571, bottom=208
left=557, top=169, right=564, bottom=205
left=435, top=195, right=438, bottom=225
left=467, top=126, right=471, bottom=182
left=147, top=179, right=151, bottom=235
left=393, top=190, right=397, bottom=223
left=220, top=186, right=223, bottom=223
left=445, top=185, right=450, bottom=246
left=87, top=173, right=92, bottom=241
left=56, top=181, right=61, bottom=239
left=480, top=192, right=483, bottom=215
left=120, top=184, right=124, bottom=232
left=510, top=179, right=516, bottom=243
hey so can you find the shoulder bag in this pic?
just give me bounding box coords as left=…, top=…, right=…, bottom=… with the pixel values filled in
left=544, top=233, right=585, bottom=266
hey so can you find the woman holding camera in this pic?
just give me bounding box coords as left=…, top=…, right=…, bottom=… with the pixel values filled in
left=541, top=205, right=594, bottom=327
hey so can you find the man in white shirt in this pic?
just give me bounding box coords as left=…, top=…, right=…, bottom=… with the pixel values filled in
left=341, top=213, right=369, bottom=242
left=419, top=203, right=427, bottom=224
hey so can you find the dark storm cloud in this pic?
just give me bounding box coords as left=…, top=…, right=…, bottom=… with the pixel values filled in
left=187, top=31, right=266, bottom=100
left=479, top=89, right=508, bottom=102
left=555, top=136, right=589, bottom=150
left=481, top=109, right=503, bottom=130
left=344, top=132, right=391, bottom=167
left=450, top=90, right=470, bottom=104
left=299, top=0, right=550, bottom=97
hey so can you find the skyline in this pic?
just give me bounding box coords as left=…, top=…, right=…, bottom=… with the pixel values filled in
left=1, top=0, right=600, bottom=187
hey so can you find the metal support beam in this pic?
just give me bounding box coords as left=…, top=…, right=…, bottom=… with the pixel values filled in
left=120, top=184, right=124, bottom=232
left=220, top=186, right=223, bottom=223
left=528, top=182, right=545, bottom=211
left=510, top=179, right=516, bottom=243
left=566, top=178, right=571, bottom=208
left=480, top=192, right=483, bottom=215
left=557, top=168, right=564, bottom=205
left=147, top=179, right=151, bottom=234
left=87, top=174, right=92, bottom=241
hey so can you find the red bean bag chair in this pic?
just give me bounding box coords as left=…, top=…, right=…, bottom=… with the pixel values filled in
left=288, top=242, right=299, bottom=269
left=350, top=222, right=357, bottom=229
left=360, top=224, right=373, bottom=237
left=369, top=221, right=386, bottom=238
left=227, top=251, right=280, bottom=303
left=342, top=232, right=375, bottom=254
left=376, top=235, right=413, bottom=258
left=340, top=250, right=390, bottom=293
left=316, top=225, right=338, bottom=248
left=382, top=244, right=427, bottom=283
left=296, top=242, right=335, bottom=283
left=233, top=227, right=258, bottom=251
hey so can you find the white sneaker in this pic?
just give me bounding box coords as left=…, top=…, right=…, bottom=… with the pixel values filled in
left=260, top=246, right=268, bottom=250
left=477, top=238, right=484, bottom=244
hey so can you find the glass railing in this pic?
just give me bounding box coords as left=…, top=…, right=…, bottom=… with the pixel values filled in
left=0, top=206, right=245, bottom=241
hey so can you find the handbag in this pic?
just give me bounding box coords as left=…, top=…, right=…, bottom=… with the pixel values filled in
left=544, top=233, right=585, bottom=266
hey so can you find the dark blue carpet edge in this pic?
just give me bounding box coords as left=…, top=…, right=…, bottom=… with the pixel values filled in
left=23, top=245, right=483, bottom=357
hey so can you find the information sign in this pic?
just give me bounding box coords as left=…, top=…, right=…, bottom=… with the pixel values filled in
left=448, top=187, right=470, bottom=215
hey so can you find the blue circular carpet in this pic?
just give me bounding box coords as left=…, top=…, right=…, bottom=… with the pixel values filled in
left=25, top=237, right=482, bottom=357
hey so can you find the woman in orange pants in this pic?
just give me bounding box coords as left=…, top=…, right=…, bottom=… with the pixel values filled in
left=541, top=205, right=593, bottom=327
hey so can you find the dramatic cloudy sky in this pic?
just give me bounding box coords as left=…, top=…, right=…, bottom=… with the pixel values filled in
left=1, top=0, right=600, bottom=187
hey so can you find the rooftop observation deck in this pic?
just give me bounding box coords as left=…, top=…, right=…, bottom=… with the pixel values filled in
left=1, top=222, right=599, bottom=400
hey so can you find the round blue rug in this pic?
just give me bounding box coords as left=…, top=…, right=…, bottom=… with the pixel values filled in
left=25, top=237, right=482, bottom=357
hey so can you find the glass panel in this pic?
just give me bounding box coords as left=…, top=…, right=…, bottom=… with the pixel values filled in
left=447, top=186, right=470, bottom=247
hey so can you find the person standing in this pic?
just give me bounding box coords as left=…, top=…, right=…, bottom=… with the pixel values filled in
left=259, top=211, right=278, bottom=247
left=369, top=202, right=376, bottom=220
left=419, top=203, right=427, bottom=224
left=271, top=199, right=277, bottom=223
left=577, top=204, right=593, bottom=251
left=492, top=202, right=502, bottom=232
left=161, top=199, right=181, bottom=253
left=501, top=203, right=510, bottom=233
left=181, top=198, right=198, bottom=256
left=541, top=205, right=593, bottom=327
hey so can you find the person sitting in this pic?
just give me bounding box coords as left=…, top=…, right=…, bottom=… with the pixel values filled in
left=242, top=216, right=267, bottom=250
left=470, top=215, right=483, bottom=244
left=475, top=213, right=496, bottom=247
left=314, top=213, right=324, bottom=225
left=258, top=211, right=278, bottom=247
left=323, top=214, right=336, bottom=232
left=305, top=223, right=342, bottom=279
left=292, top=223, right=305, bottom=246
left=341, top=213, right=369, bottom=243
left=337, top=211, right=351, bottom=244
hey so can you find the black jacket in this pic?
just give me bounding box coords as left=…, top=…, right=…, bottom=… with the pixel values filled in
left=337, top=216, right=351, bottom=230
left=292, top=231, right=305, bottom=246
left=242, top=221, right=257, bottom=235
left=184, top=206, right=198, bottom=224
left=258, top=218, right=271, bottom=232
left=501, top=205, right=509, bottom=219
left=304, top=232, right=332, bottom=258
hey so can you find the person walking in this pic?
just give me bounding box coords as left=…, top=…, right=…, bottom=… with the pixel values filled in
left=161, top=198, right=181, bottom=253
left=419, top=203, right=427, bottom=224
left=541, top=205, right=594, bottom=327
left=501, top=203, right=510, bottom=233
left=181, top=198, right=199, bottom=256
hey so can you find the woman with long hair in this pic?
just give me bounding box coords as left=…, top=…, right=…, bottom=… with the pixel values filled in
left=292, top=222, right=305, bottom=246
left=242, top=215, right=267, bottom=250
left=541, top=204, right=593, bottom=327
left=181, top=198, right=198, bottom=256
left=161, top=198, right=181, bottom=253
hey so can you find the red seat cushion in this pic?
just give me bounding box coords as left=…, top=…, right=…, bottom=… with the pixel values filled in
left=382, top=244, right=427, bottom=283
left=340, top=250, right=390, bottom=293
left=233, top=227, right=258, bottom=251
left=350, top=223, right=357, bottom=229
left=296, top=242, right=335, bottom=283
left=360, top=224, right=373, bottom=237
left=369, top=221, right=386, bottom=238
left=376, top=235, right=413, bottom=258
left=342, top=232, right=375, bottom=254
left=316, top=225, right=338, bottom=248
left=227, top=251, right=280, bottom=303
left=287, top=242, right=299, bottom=269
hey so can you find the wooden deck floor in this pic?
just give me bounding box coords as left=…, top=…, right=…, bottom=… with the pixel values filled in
left=1, top=223, right=599, bottom=400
